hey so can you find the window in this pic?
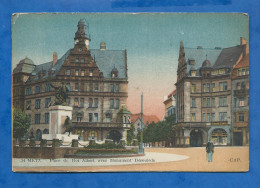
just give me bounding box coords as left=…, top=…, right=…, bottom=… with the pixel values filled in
left=236, top=83, right=241, bottom=90
left=77, top=116, right=82, bottom=122
left=89, top=69, right=93, bottom=77
left=191, top=98, right=196, bottom=107
left=45, top=113, right=49, bottom=124
left=26, top=87, right=32, bottom=95
left=212, top=70, right=218, bottom=75
left=219, top=69, right=225, bottom=74
left=219, top=82, right=228, bottom=91
left=203, top=113, right=206, bottom=122
left=81, top=58, right=85, bottom=63
left=89, top=113, right=93, bottom=122
left=75, top=83, right=79, bottom=91
left=26, top=101, right=31, bottom=110
left=75, top=69, right=79, bottom=76
left=238, top=69, right=241, bottom=76
left=191, top=84, right=196, bottom=93
left=203, top=83, right=210, bottom=92
left=219, top=112, right=227, bottom=121
left=203, top=98, right=206, bottom=107
left=241, top=82, right=246, bottom=89
left=115, top=84, right=119, bottom=93
left=89, top=98, right=93, bottom=108
left=239, top=113, right=244, bottom=122
left=66, top=83, right=71, bottom=91
left=74, top=98, right=79, bottom=107
left=89, top=83, right=93, bottom=92
left=81, top=82, right=85, bottom=91
left=211, top=113, right=215, bottom=122
left=35, top=99, right=41, bottom=109
left=80, top=98, right=84, bottom=107
left=191, top=113, right=196, bottom=121
left=45, top=98, right=51, bottom=108
left=207, top=113, right=210, bottom=122
left=94, top=98, right=98, bottom=108
left=211, top=98, right=215, bottom=107
left=239, top=98, right=245, bottom=107
left=94, top=83, right=99, bottom=92
left=67, top=97, right=71, bottom=105
left=94, top=113, right=98, bottom=122
left=115, top=99, right=119, bottom=109
left=211, top=83, right=215, bottom=92
left=207, top=98, right=211, bottom=107
left=66, top=69, right=70, bottom=76
left=106, top=113, right=112, bottom=122
left=35, top=114, right=41, bottom=124
left=81, top=70, right=85, bottom=76
left=203, top=84, right=206, bottom=92
left=75, top=58, right=79, bottom=63
left=207, top=83, right=210, bottom=92
left=110, top=84, right=114, bottom=92
left=242, top=69, right=246, bottom=75
left=191, top=71, right=196, bottom=76
left=219, top=97, right=227, bottom=107
left=27, top=114, right=31, bottom=125
left=35, top=85, right=41, bottom=94
left=110, top=99, right=114, bottom=109
left=45, top=83, right=51, bottom=92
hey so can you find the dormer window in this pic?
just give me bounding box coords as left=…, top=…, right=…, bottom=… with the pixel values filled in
left=191, top=70, right=196, bottom=76
left=111, top=67, right=118, bottom=78
left=188, top=58, right=195, bottom=65
left=219, top=69, right=225, bottom=74
left=89, top=70, right=93, bottom=77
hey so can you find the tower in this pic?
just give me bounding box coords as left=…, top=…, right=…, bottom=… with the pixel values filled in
left=74, top=19, right=91, bottom=50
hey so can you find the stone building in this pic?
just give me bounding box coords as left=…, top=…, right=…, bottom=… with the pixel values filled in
left=131, top=113, right=160, bottom=136
left=231, top=42, right=249, bottom=146
left=174, top=38, right=248, bottom=147
left=12, top=19, right=131, bottom=142
left=163, top=90, right=177, bottom=120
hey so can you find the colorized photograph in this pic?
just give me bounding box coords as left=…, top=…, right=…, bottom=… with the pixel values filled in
left=12, top=13, right=249, bottom=172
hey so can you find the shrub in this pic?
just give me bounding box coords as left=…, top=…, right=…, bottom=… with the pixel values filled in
left=85, top=142, right=125, bottom=149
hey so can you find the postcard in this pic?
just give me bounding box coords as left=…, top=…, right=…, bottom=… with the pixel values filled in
left=12, top=13, right=249, bottom=172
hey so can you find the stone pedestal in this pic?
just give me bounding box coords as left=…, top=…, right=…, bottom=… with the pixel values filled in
left=42, top=105, right=78, bottom=143
left=49, top=105, right=73, bottom=134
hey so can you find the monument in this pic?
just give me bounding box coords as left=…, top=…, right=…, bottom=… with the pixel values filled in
left=42, top=83, right=78, bottom=143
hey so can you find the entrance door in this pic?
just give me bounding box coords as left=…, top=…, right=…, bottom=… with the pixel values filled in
left=190, top=129, right=203, bottom=147
left=233, top=132, right=243, bottom=146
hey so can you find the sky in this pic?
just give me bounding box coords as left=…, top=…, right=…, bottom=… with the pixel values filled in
left=12, top=13, right=249, bottom=119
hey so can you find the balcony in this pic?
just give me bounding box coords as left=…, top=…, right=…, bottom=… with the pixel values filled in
left=234, top=89, right=249, bottom=97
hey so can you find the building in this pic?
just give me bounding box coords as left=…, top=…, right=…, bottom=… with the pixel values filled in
left=131, top=113, right=160, bottom=136
left=174, top=38, right=248, bottom=147
left=163, top=90, right=177, bottom=120
left=231, top=46, right=249, bottom=146
left=12, top=19, right=131, bottom=142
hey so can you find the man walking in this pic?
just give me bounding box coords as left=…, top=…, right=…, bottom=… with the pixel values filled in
left=206, top=141, right=214, bottom=162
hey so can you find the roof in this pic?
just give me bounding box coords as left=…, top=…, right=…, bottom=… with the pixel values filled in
left=131, top=113, right=160, bottom=125
left=213, top=45, right=244, bottom=69
left=168, top=90, right=176, bottom=98
left=233, top=54, right=249, bottom=69
left=26, top=48, right=126, bottom=82
left=185, top=48, right=221, bottom=76
left=90, top=49, right=126, bottom=79
left=13, top=57, right=35, bottom=74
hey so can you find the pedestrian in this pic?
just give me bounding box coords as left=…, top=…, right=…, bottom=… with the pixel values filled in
left=206, top=141, right=214, bottom=162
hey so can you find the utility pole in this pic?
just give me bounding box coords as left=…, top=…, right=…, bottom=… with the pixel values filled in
left=139, top=92, right=144, bottom=153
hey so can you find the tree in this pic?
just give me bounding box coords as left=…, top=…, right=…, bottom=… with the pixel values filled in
left=107, top=130, right=122, bottom=143
left=127, top=124, right=135, bottom=145
left=13, top=108, right=30, bottom=140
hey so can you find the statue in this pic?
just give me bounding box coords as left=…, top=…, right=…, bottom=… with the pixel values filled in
left=64, top=116, right=73, bottom=136
left=50, top=82, right=69, bottom=105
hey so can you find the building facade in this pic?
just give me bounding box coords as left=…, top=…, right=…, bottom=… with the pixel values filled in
left=131, top=113, right=160, bottom=136
left=163, top=90, right=177, bottom=120
left=231, top=49, right=249, bottom=146
left=12, top=19, right=131, bottom=142
left=174, top=38, right=248, bottom=147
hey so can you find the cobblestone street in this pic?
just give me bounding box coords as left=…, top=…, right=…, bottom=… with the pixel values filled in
left=13, top=146, right=249, bottom=172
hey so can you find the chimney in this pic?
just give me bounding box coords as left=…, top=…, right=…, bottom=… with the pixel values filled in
left=240, top=37, right=249, bottom=56
left=100, top=42, right=106, bottom=50
left=53, top=52, right=58, bottom=66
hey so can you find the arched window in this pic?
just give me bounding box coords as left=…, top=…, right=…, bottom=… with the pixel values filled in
left=36, top=129, right=42, bottom=141
left=210, top=129, right=228, bottom=145
left=43, top=129, right=49, bottom=134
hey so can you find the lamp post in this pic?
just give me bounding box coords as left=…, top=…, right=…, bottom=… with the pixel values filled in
left=139, top=92, right=144, bottom=153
